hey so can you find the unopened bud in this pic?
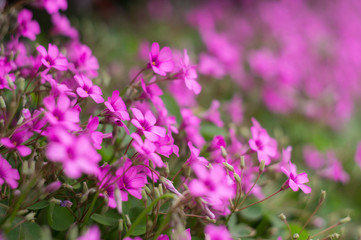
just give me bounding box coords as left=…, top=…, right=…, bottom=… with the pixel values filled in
left=50, top=198, right=61, bottom=205
left=320, top=190, right=326, bottom=203
left=328, top=233, right=340, bottom=239
left=154, top=187, right=161, bottom=198
left=62, top=183, right=73, bottom=191
left=141, top=190, right=147, bottom=200
left=17, top=209, right=29, bottom=215
left=18, top=77, right=25, bottom=91
left=125, top=214, right=131, bottom=228
left=223, top=162, right=234, bottom=172
left=82, top=182, right=88, bottom=193
left=25, top=212, right=36, bottom=221
left=259, top=160, right=265, bottom=173
left=22, top=161, right=29, bottom=175
left=114, top=188, right=122, bottom=214
left=220, top=146, right=227, bottom=158
left=292, top=233, right=299, bottom=239
left=233, top=173, right=241, bottom=183
left=165, top=162, right=170, bottom=176
left=339, top=216, right=351, bottom=224
left=6, top=75, right=15, bottom=89
left=118, top=219, right=123, bottom=232
left=16, top=116, right=24, bottom=125
left=240, top=156, right=245, bottom=169
left=145, top=186, right=151, bottom=195
left=205, top=216, right=216, bottom=223
left=0, top=96, right=5, bottom=109
left=80, top=192, right=89, bottom=204
left=158, top=184, right=163, bottom=196
left=279, top=213, right=286, bottom=221
left=68, top=226, right=78, bottom=240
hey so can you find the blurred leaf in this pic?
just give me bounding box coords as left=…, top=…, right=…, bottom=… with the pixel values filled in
left=289, top=224, right=309, bottom=240
left=201, top=122, right=227, bottom=141
left=49, top=205, right=75, bottom=231
left=91, top=213, right=118, bottom=226
left=28, top=201, right=49, bottom=210
left=161, top=93, right=182, bottom=123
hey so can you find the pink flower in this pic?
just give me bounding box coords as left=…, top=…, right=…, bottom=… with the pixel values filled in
left=148, top=42, right=174, bottom=76
left=181, top=108, right=205, bottom=148
left=248, top=118, right=278, bottom=165
left=281, top=160, right=312, bottom=194
left=179, top=49, right=201, bottom=94
left=0, top=128, right=32, bottom=157
left=17, top=9, right=40, bottom=41
left=303, top=145, right=325, bottom=170
left=39, top=0, right=67, bottom=14
left=131, top=108, right=166, bottom=142
left=189, top=163, right=235, bottom=207
left=43, top=94, right=80, bottom=131
left=85, top=116, right=111, bottom=150
left=225, top=94, right=243, bottom=125
left=77, top=225, right=100, bottom=240
left=37, top=43, right=68, bottom=71
left=104, top=90, right=130, bottom=120
left=0, top=155, right=20, bottom=189
left=67, top=42, right=99, bottom=78
left=319, top=151, right=349, bottom=183
left=51, top=13, right=78, bottom=39
left=131, top=133, right=165, bottom=168
left=74, top=74, right=104, bottom=103
left=205, top=224, right=232, bottom=240
left=203, top=100, right=223, bottom=128
left=46, top=128, right=101, bottom=178
left=186, top=142, right=208, bottom=166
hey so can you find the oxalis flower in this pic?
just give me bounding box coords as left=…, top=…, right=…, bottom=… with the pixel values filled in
left=37, top=43, right=68, bottom=71
left=148, top=42, right=174, bottom=76
left=281, top=159, right=312, bottom=194
left=0, top=155, right=20, bottom=189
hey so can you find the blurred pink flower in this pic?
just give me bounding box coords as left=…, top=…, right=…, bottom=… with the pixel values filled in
left=205, top=224, right=232, bottom=240
left=17, top=9, right=40, bottom=41
left=0, top=155, right=20, bottom=189
left=148, top=42, right=174, bottom=76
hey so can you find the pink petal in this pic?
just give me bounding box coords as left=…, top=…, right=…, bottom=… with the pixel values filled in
left=17, top=145, right=31, bottom=157
left=76, top=87, right=89, bottom=98
left=131, top=108, right=144, bottom=122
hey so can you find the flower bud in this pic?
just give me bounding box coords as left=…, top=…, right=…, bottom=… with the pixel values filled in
left=165, top=162, right=170, bottom=176
left=6, top=75, right=14, bottom=89
left=50, top=198, right=61, bottom=205
left=223, top=162, right=234, bottom=172
left=320, top=190, right=326, bottom=203
left=68, top=226, right=78, bottom=240
left=44, top=181, right=61, bottom=193
left=141, top=189, right=148, bottom=200
left=60, top=200, right=72, bottom=208
left=82, top=182, right=88, bottom=193
left=16, top=116, right=24, bottom=125
left=25, top=212, right=36, bottom=221
left=62, top=183, right=73, bottom=191
left=220, top=146, right=227, bottom=158
left=145, top=186, right=151, bottom=195
left=292, top=233, right=299, bottom=239
left=18, top=77, right=25, bottom=92
left=114, top=187, right=122, bottom=214
left=328, top=233, right=340, bottom=239
left=339, top=216, right=351, bottom=224
left=0, top=96, right=5, bottom=109
left=158, top=184, right=163, bottom=196
left=259, top=160, right=265, bottom=173
left=233, top=173, right=241, bottom=184
left=17, top=209, right=29, bottom=215
left=154, top=187, right=161, bottom=199
left=279, top=213, right=286, bottom=221
left=240, top=156, right=245, bottom=169
left=118, top=219, right=123, bottom=232
left=125, top=214, right=131, bottom=228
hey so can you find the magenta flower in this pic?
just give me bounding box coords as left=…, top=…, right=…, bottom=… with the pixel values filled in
left=104, top=90, right=130, bottom=121
left=319, top=151, right=349, bottom=183
left=51, top=13, right=78, bottom=39
left=131, top=133, right=165, bottom=168
left=0, top=128, right=32, bottom=157
left=131, top=108, right=166, bottom=142
left=43, top=94, right=80, bottom=131
left=189, top=163, right=235, bottom=206
left=17, top=9, right=40, bottom=41
left=37, top=43, right=68, bottom=71
left=186, top=142, right=208, bottom=166
left=46, top=128, right=101, bottom=178
left=74, top=74, right=104, bottom=103
left=67, top=42, right=99, bottom=78
left=179, top=49, right=201, bottom=94
left=0, top=155, right=20, bottom=189
left=77, top=225, right=100, bottom=240
left=148, top=42, right=174, bottom=76
left=303, top=145, right=325, bottom=170
left=281, top=161, right=312, bottom=194
left=203, top=100, right=224, bottom=128
left=181, top=108, right=206, bottom=148
left=115, top=160, right=148, bottom=201
left=39, top=0, right=67, bottom=14
left=248, top=118, right=278, bottom=165
left=85, top=116, right=111, bottom=150
left=205, top=224, right=232, bottom=240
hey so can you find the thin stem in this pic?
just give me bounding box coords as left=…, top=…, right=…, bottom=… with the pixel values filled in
left=237, top=171, right=262, bottom=208
left=310, top=221, right=342, bottom=238
left=129, top=67, right=147, bottom=86
left=81, top=190, right=99, bottom=228
left=235, top=188, right=283, bottom=212
left=301, top=199, right=324, bottom=234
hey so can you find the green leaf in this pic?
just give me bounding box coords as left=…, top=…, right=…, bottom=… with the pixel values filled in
left=49, top=205, right=75, bottom=231
left=201, top=122, right=227, bottom=141
left=28, top=201, right=49, bottom=210
left=289, top=224, right=309, bottom=240
left=128, top=207, right=146, bottom=236
left=161, top=93, right=182, bottom=123
left=91, top=213, right=118, bottom=226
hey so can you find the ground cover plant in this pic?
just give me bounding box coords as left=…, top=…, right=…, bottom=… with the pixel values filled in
left=0, top=0, right=360, bottom=239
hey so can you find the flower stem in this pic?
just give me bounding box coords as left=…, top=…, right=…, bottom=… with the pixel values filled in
left=235, top=188, right=283, bottom=212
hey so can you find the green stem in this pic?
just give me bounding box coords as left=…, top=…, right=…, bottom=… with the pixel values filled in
left=235, top=188, right=283, bottom=212
left=81, top=190, right=99, bottom=228
left=124, top=193, right=176, bottom=237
